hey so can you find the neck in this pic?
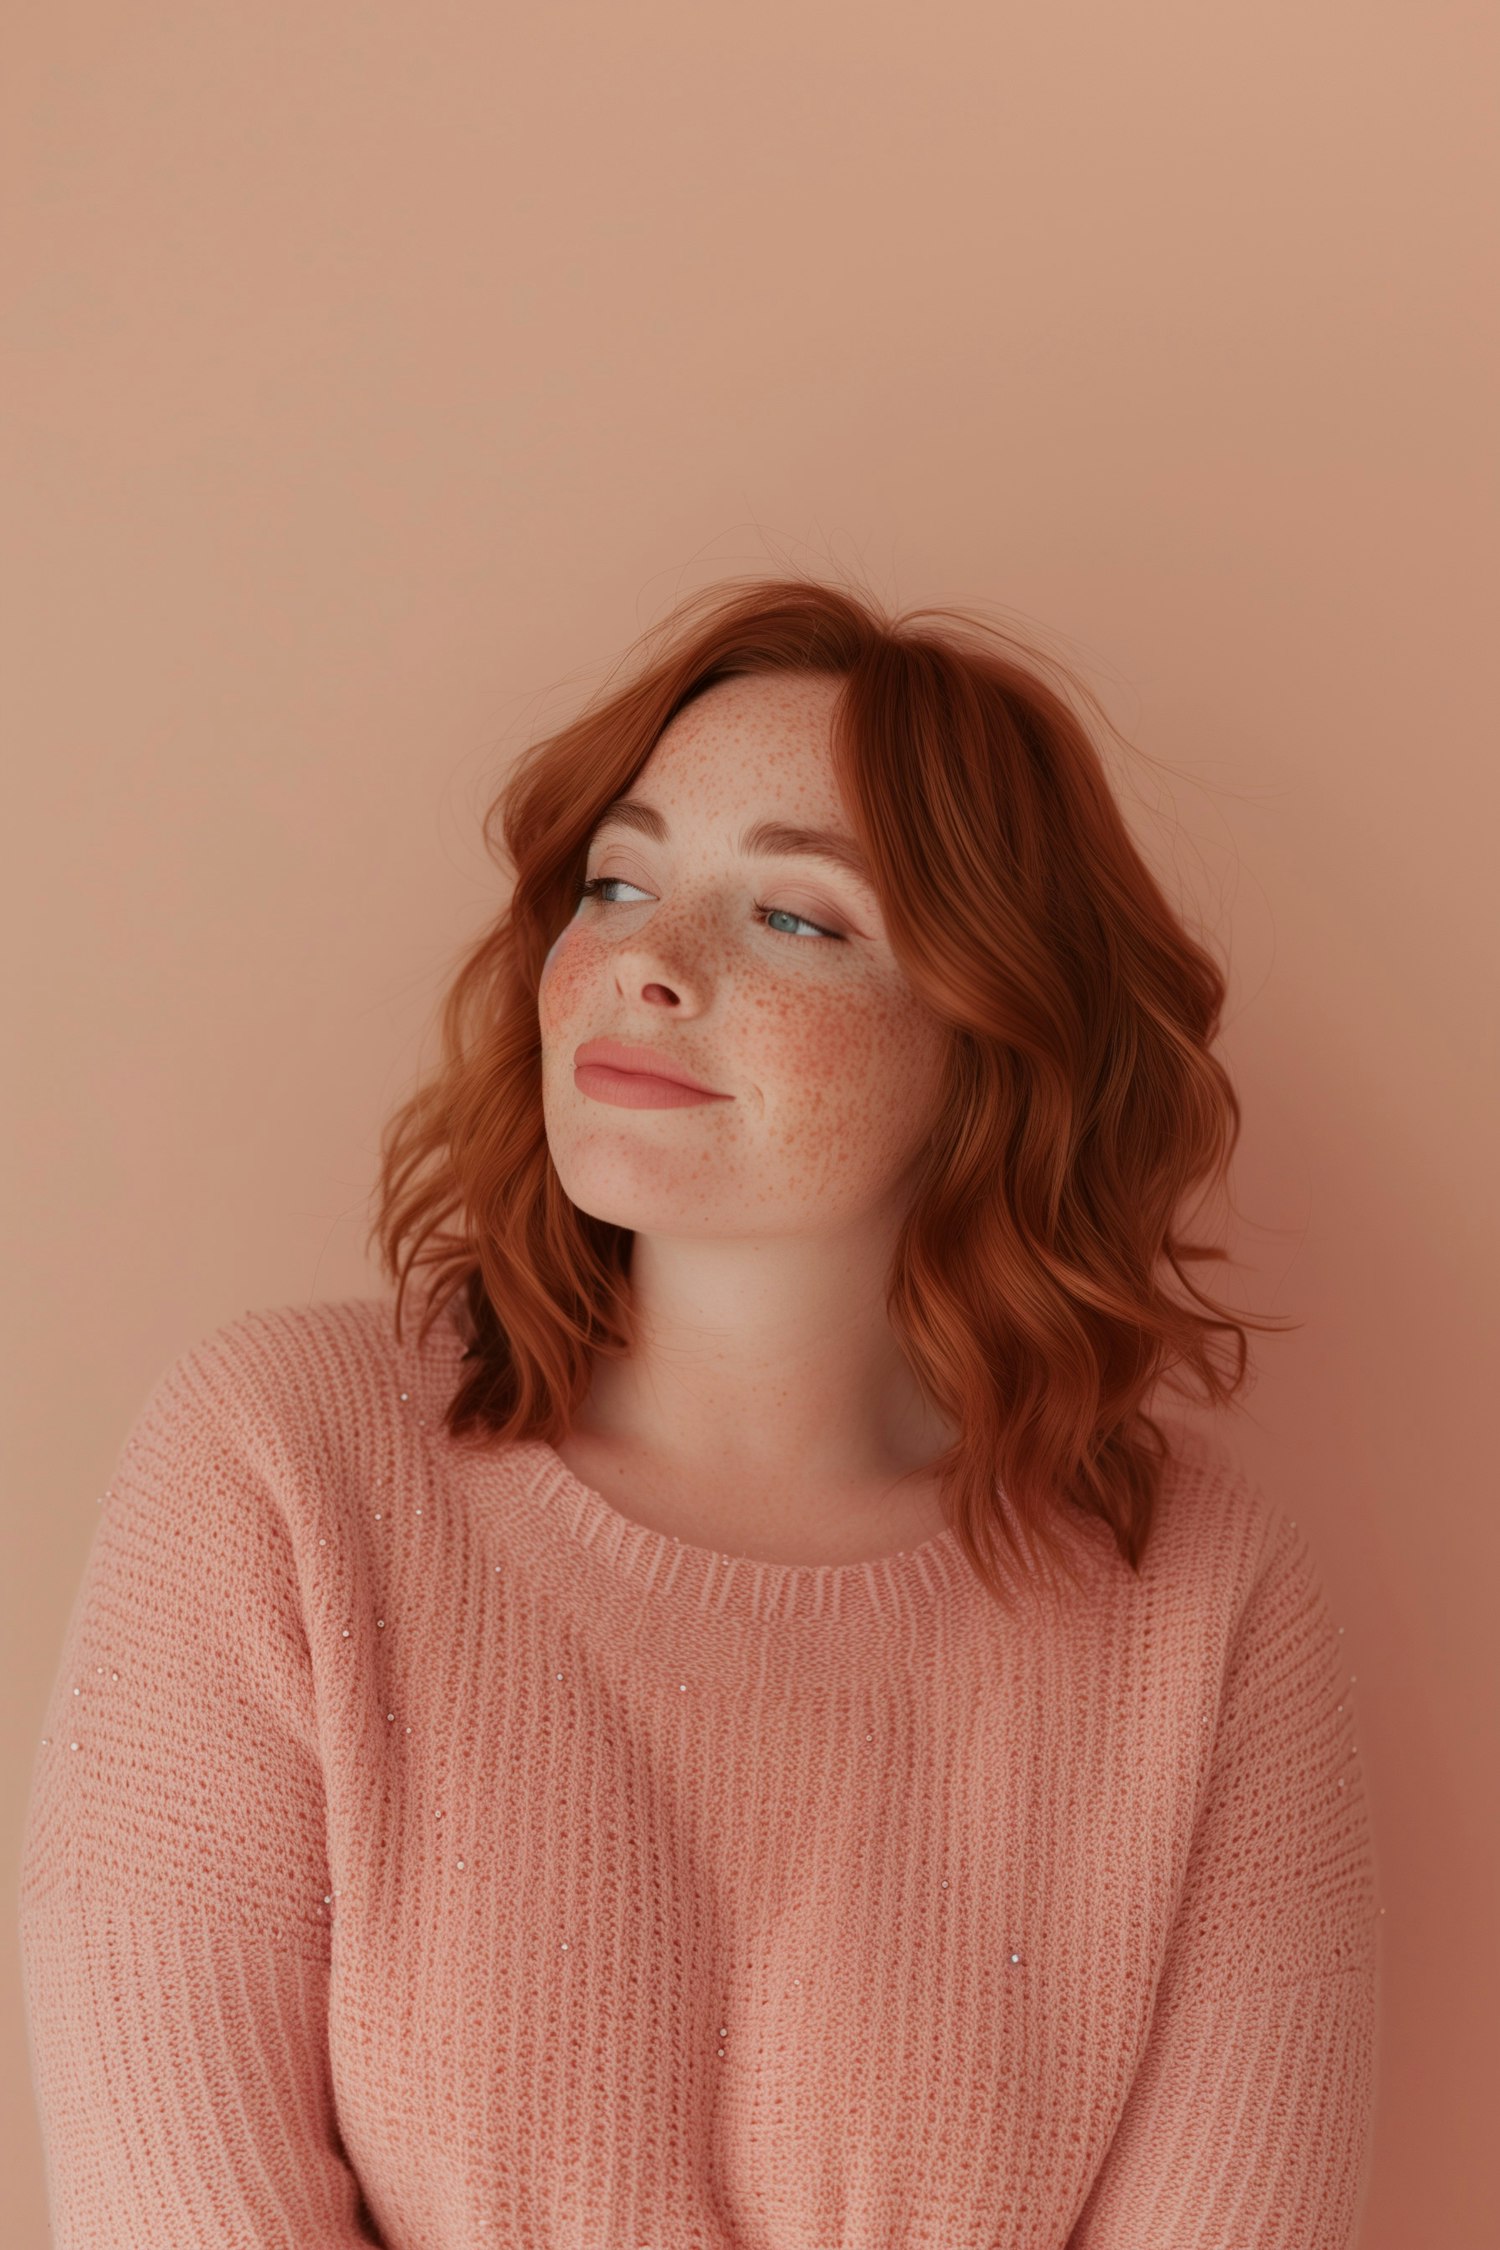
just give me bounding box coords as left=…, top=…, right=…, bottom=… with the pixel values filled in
left=573, top=1215, right=953, bottom=1494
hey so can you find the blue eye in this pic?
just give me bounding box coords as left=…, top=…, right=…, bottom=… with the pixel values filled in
left=576, top=875, right=843, bottom=942
left=757, top=904, right=838, bottom=940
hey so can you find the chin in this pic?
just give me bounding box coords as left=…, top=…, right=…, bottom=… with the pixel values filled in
left=551, top=1173, right=836, bottom=1249
left=547, top=1145, right=704, bottom=1235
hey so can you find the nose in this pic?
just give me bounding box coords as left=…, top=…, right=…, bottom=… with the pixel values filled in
left=611, top=903, right=717, bottom=1011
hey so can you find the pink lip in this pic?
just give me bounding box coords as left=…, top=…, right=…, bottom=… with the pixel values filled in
left=572, top=1037, right=731, bottom=1109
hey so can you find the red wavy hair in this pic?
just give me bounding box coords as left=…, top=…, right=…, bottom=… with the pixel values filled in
left=369, top=574, right=1291, bottom=1608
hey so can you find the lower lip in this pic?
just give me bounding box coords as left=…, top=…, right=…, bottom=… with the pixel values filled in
left=574, top=1063, right=730, bottom=1110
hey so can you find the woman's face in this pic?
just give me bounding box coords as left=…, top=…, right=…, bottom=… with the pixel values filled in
left=537, top=669, right=950, bottom=1242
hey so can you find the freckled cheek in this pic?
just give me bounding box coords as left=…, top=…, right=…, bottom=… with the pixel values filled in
left=807, top=994, right=942, bottom=1154
left=759, top=990, right=906, bottom=1121
left=537, top=923, right=594, bottom=1028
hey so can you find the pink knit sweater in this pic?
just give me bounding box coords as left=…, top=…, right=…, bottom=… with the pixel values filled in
left=19, top=1295, right=1382, bottom=2248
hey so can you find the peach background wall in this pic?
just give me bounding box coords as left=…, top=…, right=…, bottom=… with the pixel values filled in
left=4, top=3, right=1496, bottom=2241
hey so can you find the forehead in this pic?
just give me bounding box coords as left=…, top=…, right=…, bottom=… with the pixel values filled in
left=643, top=672, right=846, bottom=801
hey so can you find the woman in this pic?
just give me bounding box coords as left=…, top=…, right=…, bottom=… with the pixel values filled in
left=19, top=577, right=1381, bottom=2247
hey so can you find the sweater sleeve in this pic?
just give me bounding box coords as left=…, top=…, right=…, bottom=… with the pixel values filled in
left=1065, top=1506, right=1383, bottom=2250
left=18, top=1337, right=384, bottom=2249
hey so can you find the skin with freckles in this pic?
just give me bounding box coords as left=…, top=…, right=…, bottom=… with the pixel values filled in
left=536, top=670, right=962, bottom=1567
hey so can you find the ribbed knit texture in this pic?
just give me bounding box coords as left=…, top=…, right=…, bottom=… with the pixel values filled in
left=19, top=1296, right=1382, bottom=2249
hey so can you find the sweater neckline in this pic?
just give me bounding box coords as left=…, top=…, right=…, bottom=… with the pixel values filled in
left=515, top=1432, right=975, bottom=1624
left=407, top=1298, right=986, bottom=1626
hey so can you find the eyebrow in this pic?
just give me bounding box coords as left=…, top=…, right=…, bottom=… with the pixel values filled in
left=587, top=798, right=875, bottom=888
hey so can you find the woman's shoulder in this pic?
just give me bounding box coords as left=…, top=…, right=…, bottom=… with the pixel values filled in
left=1132, top=1417, right=1292, bottom=1617
left=82, top=1293, right=472, bottom=1612
left=1127, top=1420, right=1356, bottom=1695
left=128, top=1291, right=450, bottom=1484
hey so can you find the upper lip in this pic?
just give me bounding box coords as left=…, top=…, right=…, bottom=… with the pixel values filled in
left=573, top=1037, right=727, bottom=1095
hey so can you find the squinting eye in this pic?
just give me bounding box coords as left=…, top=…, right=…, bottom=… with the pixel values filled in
left=576, top=875, right=845, bottom=942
